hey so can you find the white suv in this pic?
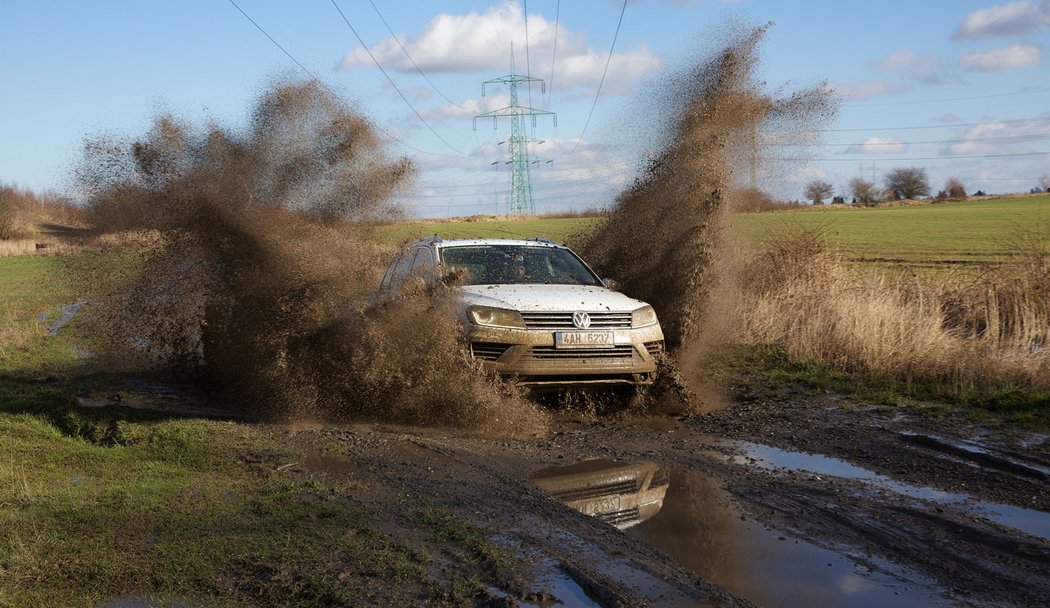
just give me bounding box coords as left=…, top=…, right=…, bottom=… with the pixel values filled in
left=379, top=237, right=664, bottom=388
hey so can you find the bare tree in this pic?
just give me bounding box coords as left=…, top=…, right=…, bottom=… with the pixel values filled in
left=849, top=177, right=880, bottom=206
left=1040, top=176, right=1050, bottom=193
left=884, top=167, right=930, bottom=200
left=944, top=177, right=967, bottom=200
left=804, top=180, right=834, bottom=205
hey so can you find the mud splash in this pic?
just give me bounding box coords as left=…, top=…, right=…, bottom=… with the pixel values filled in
left=72, top=79, right=546, bottom=434
left=583, top=25, right=834, bottom=375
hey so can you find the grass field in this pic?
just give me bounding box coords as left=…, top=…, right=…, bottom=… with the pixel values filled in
left=730, top=195, right=1050, bottom=267
left=356, top=195, right=1050, bottom=271
left=353, top=215, right=602, bottom=248
left=0, top=250, right=487, bottom=606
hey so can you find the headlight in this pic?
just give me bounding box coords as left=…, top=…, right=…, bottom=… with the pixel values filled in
left=632, top=305, right=659, bottom=328
left=468, top=305, right=526, bottom=329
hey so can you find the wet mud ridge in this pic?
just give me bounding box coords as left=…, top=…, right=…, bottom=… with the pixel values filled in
left=279, top=426, right=742, bottom=607
left=274, top=382, right=1049, bottom=608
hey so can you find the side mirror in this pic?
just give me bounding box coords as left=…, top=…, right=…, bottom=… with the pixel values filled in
left=602, top=277, right=620, bottom=291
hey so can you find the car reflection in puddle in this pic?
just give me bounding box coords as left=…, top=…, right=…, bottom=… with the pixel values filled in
left=530, top=459, right=670, bottom=530
left=532, top=460, right=952, bottom=608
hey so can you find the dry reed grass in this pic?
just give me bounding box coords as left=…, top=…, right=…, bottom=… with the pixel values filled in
left=733, top=227, right=1050, bottom=398
left=0, top=240, right=83, bottom=258
left=0, top=241, right=39, bottom=258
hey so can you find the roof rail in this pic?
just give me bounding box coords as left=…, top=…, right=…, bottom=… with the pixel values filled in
left=526, top=237, right=556, bottom=245
left=417, top=235, right=443, bottom=244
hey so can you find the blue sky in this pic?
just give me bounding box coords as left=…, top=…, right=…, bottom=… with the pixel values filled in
left=2, top=0, right=1049, bottom=216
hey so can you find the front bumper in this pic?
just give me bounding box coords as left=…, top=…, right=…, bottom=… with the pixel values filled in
left=467, top=323, right=665, bottom=387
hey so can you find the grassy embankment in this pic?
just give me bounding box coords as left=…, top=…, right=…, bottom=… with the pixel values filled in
left=0, top=257, right=510, bottom=605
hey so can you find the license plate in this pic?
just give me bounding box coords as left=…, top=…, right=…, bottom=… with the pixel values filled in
left=555, top=331, right=615, bottom=349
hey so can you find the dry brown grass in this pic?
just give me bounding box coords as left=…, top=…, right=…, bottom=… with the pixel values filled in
left=0, top=184, right=85, bottom=237
left=0, top=240, right=85, bottom=258
left=732, top=228, right=1050, bottom=396
left=0, top=240, right=39, bottom=258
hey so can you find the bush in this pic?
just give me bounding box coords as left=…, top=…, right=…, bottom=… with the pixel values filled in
left=0, top=189, right=18, bottom=240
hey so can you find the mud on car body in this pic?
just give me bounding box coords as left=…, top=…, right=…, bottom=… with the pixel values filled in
left=379, top=237, right=665, bottom=388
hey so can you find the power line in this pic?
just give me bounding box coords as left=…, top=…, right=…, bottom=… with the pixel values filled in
left=817, top=116, right=1046, bottom=133
left=545, top=0, right=560, bottom=109
left=329, top=0, right=465, bottom=154
left=224, top=0, right=452, bottom=157
left=772, top=151, right=1049, bottom=162
left=523, top=0, right=534, bottom=110
left=847, top=88, right=1050, bottom=108
left=226, top=0, right=316, bottom=78
left=365, top=0, right=469, bottom=109
left=568, top=0, right=627, bottom=154
left=773, top=134, right=1050, bottom=148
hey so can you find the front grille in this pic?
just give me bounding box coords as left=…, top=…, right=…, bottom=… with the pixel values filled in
left=550, top=479, right=640, bottom=502
left=525, top=345, right=637, bottom=361
left=470, top=342, right=511, bottom=361
left=521, top=311, right=632, bottom=330
left=644, top=341, right=664, bottom=357
left=597, top=506, right=641, bottom=528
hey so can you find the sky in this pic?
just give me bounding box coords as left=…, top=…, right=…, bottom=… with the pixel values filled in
left=2, top=0, right=1049, bottom=217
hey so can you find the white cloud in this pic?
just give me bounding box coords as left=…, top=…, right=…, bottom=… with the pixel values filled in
left=960, top=43, right=1042, bottom=71
left=337, top=2, right=660, bottom=94
left=829, top=80, right=911, bottom=101
left=944, top=116, right=1050, bottom=155
left=845, top=137, right=908, bottom=154
left=870, top=50, right=961, bottom=85
left=952, top=1, right=1050, bottom=39
left=419, top=93, right=511, bottom=123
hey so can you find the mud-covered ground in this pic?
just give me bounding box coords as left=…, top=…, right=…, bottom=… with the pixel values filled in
left=250, top=379, right=1050, bottom=608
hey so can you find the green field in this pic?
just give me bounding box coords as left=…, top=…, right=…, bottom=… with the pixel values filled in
left=730, top=195, right=1050, bottom=266
left=353, top=215, right=602, bottom=247
left=356, top=195, right=1050, bottom=270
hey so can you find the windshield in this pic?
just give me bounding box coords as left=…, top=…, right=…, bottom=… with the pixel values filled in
left=439, top=245, right=603, bottom=286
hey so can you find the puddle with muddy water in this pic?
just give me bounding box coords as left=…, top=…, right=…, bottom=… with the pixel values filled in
left=532, top=458, right=952, bottom=608
left=732, top=442, right=1050, bottom=542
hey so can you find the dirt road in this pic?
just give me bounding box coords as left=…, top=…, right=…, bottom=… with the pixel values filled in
left=266, top=380, right=1050, bottom=607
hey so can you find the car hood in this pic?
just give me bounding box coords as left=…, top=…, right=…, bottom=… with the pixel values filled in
left=458, top=284, right=649, bottom=312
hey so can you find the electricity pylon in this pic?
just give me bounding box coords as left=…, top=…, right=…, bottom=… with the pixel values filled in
left=474, top=72, right=556, bottom=215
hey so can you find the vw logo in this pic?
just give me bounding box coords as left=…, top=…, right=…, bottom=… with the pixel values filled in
left=572, top=311, right=591, bottom=329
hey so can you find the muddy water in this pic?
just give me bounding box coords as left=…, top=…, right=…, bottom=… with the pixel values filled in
left=532, top=458, right=952, bottom=608
left=732, top=441, right=1050, bottom=542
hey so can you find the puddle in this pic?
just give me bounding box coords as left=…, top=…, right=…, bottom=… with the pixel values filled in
left=74, top=381, right=232, bottom=419
left=533, top=461, right=952, bottom=608
left=530, top=459, right=669, bottom=529
left=528, top=567, right=600, bottom=607
left=634, top=471, right=952, bottom=608
left=299, top=450, right=358, bottom=480
left=731, top=442, right=1050, bottom=541
left=491, top=557, right=602, bottom=608
left=41, top=300, right=87, bottom=336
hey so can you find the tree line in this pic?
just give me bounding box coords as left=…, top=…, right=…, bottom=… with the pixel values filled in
left=803, top=169, right=1050, bottom=206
